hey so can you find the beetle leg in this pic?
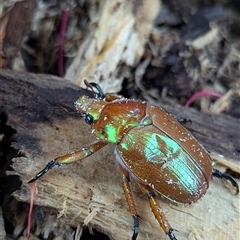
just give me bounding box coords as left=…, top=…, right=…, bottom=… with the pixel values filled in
left=137, top=183, right=177, bottom=240
left=28, top=141, right=108, bottom=183
left=177, top=118, right=192, bottom=124
left=120, top=167, right=139, bottom=240
left=212, top=168, right=239, bottom=195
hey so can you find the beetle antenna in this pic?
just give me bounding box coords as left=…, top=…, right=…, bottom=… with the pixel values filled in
left=212, top=168, right=239, bottom=195
left=84, top=79, right=95, bottom=92
left=28, top=160, right=60, bottom=183
left=88, top=82, right=105, bottom=99
left=83, top=79, right=105, bottom=99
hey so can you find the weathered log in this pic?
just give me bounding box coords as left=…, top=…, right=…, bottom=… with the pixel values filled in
left=0, top=69, right=239, bottom=240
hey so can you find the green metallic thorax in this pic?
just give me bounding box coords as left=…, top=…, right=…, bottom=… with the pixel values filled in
left=92, top=100, right=147, bottom=143
left=75, top=96, right=148, bottom=143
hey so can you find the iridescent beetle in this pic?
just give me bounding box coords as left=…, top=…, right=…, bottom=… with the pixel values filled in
left=29, top=80, right=239, bottom=240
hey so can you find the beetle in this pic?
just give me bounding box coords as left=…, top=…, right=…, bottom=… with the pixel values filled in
left=29, top=80, right=239, bottom=240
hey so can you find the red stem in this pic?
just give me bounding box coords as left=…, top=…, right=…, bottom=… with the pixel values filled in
left=27, top=181, right=37, bottom=240
left=58, top=8, right=69, bottom=77
left=185, top=90, right=223, bottom=107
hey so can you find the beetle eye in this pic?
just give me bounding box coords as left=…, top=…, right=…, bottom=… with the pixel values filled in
left=85, top=114, right=94, bottom=125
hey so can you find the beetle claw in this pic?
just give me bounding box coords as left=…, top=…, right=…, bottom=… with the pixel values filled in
left=28, top=159, right=58, bottom=183
left=177, top=118, right=192, bottom=125
left=131, top=214, right=140, bottom=240
left=168, top=229, right=177, bottom=240
left=212, top=168, right=239, bottom=195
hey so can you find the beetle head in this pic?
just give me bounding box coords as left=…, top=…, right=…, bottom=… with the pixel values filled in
left=75, top=95, right=108, bottom=124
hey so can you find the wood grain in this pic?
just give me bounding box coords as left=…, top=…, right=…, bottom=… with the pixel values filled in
left=0, top=69, right=239, bottom=240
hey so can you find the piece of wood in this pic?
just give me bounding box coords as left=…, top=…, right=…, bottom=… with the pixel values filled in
left=0, top=69, right=239, bottom=240
left=65, top=0, right=160, bottom=93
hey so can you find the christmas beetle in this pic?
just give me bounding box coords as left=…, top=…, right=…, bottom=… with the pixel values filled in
left=29, top=80, right=239, bottom=240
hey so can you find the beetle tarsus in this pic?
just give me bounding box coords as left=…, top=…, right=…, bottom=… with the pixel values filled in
left=28, top=159, right=59, bottom=183
left=131, top=214, right=140, bottom=240
left=177, top=118, right=192, bottom=125
left=168, top=229, right=177, bottom=240
left=212, top=168, right=239, bottom=195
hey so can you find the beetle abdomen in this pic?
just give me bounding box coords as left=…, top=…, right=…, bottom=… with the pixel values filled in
left=117, top=124, right=211, bottom=204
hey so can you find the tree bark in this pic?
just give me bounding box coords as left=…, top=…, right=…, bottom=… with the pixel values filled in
left=0, top=69, right=239, bottom=240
